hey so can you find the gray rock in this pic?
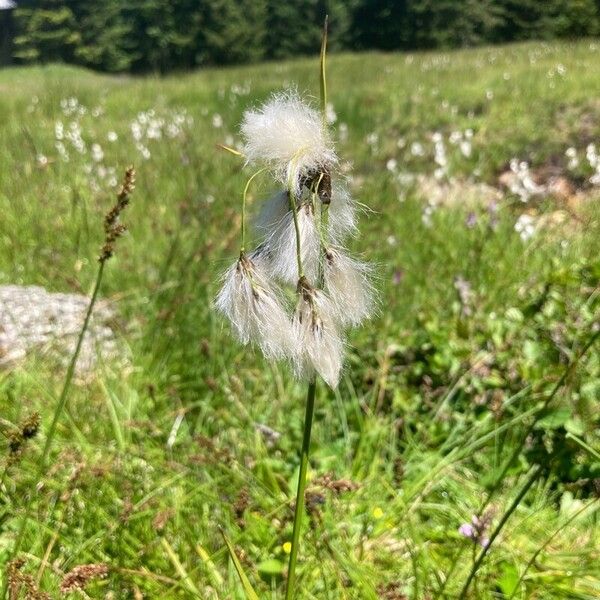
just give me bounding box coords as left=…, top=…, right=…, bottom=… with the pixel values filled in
left=0, top=285, right=121, bottom=374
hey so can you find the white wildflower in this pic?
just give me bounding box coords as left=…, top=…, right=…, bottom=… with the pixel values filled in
left=215, top=253, right=295, bottom=359
left=55, top=121, right=64, bottom=140
left=515, top=213, right=536, bottom=241
left=91, top=143, right=104, bottom=163
left=565, top=147, right=578, bottom=169
left=324, top=247, right=375, bottom=327
left=325, top=102, right=337, bottom=124
left=293, top=283, right=344, bottom=388
left=241, top=91, right=337, bottom=194
left=411, top=141, right=425, bottom=157
left=212, top=113, right=223, bottom=129
left=338, top=122, right=348, bottom=142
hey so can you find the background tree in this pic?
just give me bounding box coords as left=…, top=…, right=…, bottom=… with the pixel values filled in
left=6, top=0, right=600, bottom=73
left=13, top=0, right=80, bottom=63
left=198, top=0, right=266, bottom=66
left=68, top=0, right=134, bottom=72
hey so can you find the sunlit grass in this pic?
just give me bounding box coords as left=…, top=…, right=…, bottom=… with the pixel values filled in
left=0, top=40, right=599, bottom=598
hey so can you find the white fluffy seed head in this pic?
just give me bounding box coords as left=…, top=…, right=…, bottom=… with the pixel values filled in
left=324, top=247, right=376, bottom=327
left=292, top=284, right=344, bottom=389
left=215, top=254, right=295, bottom=360
left=327, top=182, right=358, bottom=243
left=262, top=202, right=321, bottom=284
left=241, top=91, right=337, bottom=195
left=254, top=190, right=290, bottom=234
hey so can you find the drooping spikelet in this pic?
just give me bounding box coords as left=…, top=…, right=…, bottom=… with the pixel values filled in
left=216, top=87, right=375, bottom=390
left=263, top=202, right=321, bottom=284
left=292, top=279, right=344, bottom=388
left=327, top=182, right=358, bottom=242
left=215, top=253, right=295, bottom=359
left=241, top=91, right=337, bottom=195
left=324, top=247, right=375, bottom=327
left=254, top=190, right=290, bottom=234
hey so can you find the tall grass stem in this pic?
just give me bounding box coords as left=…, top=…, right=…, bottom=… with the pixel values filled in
left=458, top=465, right=543, bottom=599
left=285, top=379, right=317, bottom=600
left=42, top=262, right=105, bottom=463
left=1, top=261, right=106, bottom=599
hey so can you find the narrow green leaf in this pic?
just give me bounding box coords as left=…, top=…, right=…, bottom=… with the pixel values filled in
left=319, top=15, right=328, bottom=118
left=220, top=529, right=260, bottom=600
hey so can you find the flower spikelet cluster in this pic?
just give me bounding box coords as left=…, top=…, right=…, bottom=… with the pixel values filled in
left=216, top=91, right=374, bottom=388
left=241, top=91, right=338, bottom=196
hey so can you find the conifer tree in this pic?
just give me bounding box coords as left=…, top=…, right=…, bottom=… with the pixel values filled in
left=13, top=0, right=80, bottom=63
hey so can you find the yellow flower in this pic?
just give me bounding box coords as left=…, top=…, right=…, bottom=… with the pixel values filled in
left=372, top=507, right=384, bottom=520
left=282, top=542, right=292, bottom=554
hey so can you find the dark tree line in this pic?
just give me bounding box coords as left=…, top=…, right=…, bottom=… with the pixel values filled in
left=2, top=0, right=600, bottom=72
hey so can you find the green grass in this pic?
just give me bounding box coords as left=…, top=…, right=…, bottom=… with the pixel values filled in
left=1, top=40, right=599, bottom=599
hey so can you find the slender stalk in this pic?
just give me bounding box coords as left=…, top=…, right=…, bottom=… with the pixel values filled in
left=507, top=498, right=598, bottom=599
left=458, top=465, right=542, bottom=599
left=1, top=262, right=106, bottom=599
left=285, top=17, right=328, bottom=599
left=319, top=16, right=328, bottom=121
left=240, top=168, right=266, bottom=253
left=287, top=170, right=305, bottom=279
left=285, top=380, right=317, bottom=600
left=479, top=327, right=600, bottom=514
left=42, top=261, right=105, bottom=462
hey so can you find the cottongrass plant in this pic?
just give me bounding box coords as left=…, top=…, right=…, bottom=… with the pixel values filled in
left=215, top=21, right=375, bottom=598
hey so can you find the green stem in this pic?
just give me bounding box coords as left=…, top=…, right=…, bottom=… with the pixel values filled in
left=479, top=327, right=600, bottom=514
left=287, top=174, right=304, bottom=279
left=458, top=465, right=542, bottom=600
left=319, top=16, right=328, bottom=122
left=436, top=327, right=599, bottom=600
left=240, top=168, right=266, bottom=254
left=1, top=261, right=106, bottom=599
left=285, top=380, right=317, bottom=600
left=42, top=261, right=105, bottom=462
left=507, top=498, right=598, bottom=599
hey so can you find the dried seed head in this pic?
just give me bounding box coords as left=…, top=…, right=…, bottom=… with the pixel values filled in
left=99, top=166, right=136, bottom=262
left=262, top=202, right=321, bottom=284
left=241, top=91, right=337, bottom=196
left=215, top=252, right=296, bottom=359
left=7, top=558, right=50, bottom=600
left=21, top=412, right=41, bottom=439
left=60, top=564, right=109, bottom=594
left=292, top=280, right=344, bottom=388
left=324, top=247, right=376, bottom=327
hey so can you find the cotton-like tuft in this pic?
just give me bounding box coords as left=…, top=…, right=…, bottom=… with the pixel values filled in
left=254, top=190, right=290, bottom=234
left=292, top=285, right=344, bottom=388
left=262, top=202, right=321, bottom=284
left=215, top=254, right=295, bottom=359
left=327, top=183, right=358, bottom=242
left=324, top=247, right=375, bottom=327
left=241, top=91, right=337, bottom=195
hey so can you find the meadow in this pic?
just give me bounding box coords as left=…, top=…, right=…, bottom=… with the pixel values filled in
left=0, top=39, right=599, bottom=599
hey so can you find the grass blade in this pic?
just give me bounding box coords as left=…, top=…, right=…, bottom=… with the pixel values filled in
left=220, top=529, right=260, bottom=600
